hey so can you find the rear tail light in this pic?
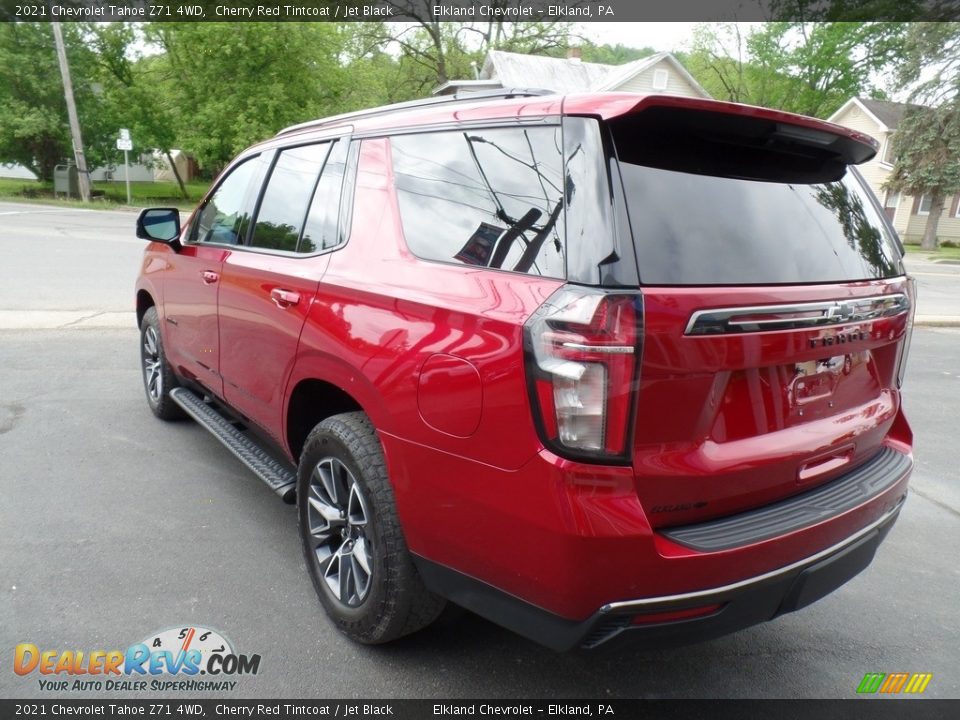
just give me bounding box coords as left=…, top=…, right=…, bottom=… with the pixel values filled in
left=524, top=285, right=642, bottom=463
left=896, top=276, right=916, bottom=388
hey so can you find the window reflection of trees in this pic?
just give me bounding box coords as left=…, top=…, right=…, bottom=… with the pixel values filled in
left=813, top=181, right=897, bottom=278
left=194, top=164, right=257, bottom=245
left=248, top=221, right=300, bottom=252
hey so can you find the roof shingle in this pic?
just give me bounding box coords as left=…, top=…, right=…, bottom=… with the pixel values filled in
left=858, top=98, right=922, bottom=130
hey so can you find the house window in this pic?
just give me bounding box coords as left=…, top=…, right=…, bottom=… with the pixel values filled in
left=883, top=191, right=900, bottom=221
left=652, top=69, right=668, bottom=91
left=917, top=194, right=932, bottom=215
left=882, top=134, right=897, bottom=165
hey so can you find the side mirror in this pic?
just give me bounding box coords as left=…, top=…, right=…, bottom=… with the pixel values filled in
left=137, top=208, right=181, bottom=244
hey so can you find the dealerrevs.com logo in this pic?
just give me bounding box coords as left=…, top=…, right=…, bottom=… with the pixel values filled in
left=14, top=626, right=261, bottom=692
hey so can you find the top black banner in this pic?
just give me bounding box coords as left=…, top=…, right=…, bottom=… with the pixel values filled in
left=1, top=0, right=958, bottom=23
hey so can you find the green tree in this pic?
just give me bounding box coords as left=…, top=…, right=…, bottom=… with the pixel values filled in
left=884, top=23, right=960, bottom=250
left=579, top=41, right=655, bottom=66
left=0, top=22, right=104, bottom=181
left=354, top=19, right=476, bottom=95
left=337, top=24, right=420, bottom=107
left=686, top=22, right=905, bottom=118
left=86, top=24, right=192, bottom=197
left=144, top=22, right=347, bottom=173
left=376, top=3, right=576, bottom=92
left=769, top=0, right=928, bottom=22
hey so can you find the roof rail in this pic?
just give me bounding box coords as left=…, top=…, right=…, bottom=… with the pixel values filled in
left=276, top=87, right=555, bottom=137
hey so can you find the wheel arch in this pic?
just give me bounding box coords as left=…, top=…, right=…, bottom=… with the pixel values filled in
left=285, top=378, right=366, bottom=462
left=136, top=289, right=155, bottom=328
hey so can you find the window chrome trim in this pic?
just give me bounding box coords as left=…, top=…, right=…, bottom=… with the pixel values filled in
left=185, top=138, right=359, bottom=260
left=684, top=293, right=909, bottom=336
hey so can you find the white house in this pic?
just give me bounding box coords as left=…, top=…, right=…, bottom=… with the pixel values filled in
left=829, top=97, right=960, bottom=244
left=434, top=49, right=711, bottom=100
left=0, top=150, right=195, bottom=184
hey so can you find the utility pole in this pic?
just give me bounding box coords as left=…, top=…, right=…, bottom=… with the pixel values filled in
left=52, top=22, right=91, bottom=202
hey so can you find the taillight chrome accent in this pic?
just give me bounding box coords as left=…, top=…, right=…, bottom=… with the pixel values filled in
left=897, top=278, right=916, bottom=388
left=560, top=342, right=635, bottom=354
left=524, top=285, right=642, bottom=463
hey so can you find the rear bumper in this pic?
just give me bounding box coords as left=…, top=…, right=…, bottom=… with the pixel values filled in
left=658, top=446, right=910, bottom=552
left=414, top=496, right=905, bottom=651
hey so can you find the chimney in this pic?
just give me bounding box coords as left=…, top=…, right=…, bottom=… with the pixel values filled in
left=567, top=47, right=582, bottom=63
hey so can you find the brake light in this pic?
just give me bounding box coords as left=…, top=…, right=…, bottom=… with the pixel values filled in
left=896, top=276, right=916, bottom=388
left=524, top=286, right=642, bottom=463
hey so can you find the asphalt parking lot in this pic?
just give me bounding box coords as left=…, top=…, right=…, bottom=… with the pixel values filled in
left=1, top=203, right=958, bottom=699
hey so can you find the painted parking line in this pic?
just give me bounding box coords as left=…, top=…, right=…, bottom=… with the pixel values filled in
left=0, top=310, right=134, bottom=330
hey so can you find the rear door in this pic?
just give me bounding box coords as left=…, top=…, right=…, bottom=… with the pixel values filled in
left=218, top=139, right=353, bottom=444
left=603, top=105, right=912, bottom=526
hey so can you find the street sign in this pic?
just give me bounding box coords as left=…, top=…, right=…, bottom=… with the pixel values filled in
left=119, top=128, right=131, bottom=141
left=116, top=138, right=133, bottom=151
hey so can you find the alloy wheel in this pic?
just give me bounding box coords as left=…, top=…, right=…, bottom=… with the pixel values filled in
left=306, top=457, right=373, bottom=607
left=142, top=326, right=162, bottom=403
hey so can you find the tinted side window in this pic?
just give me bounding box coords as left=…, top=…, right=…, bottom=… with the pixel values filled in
left=250, top=143, right=330, bottom=252
left=390, top=127, right=565, bottom=278
left=191, top=157, right=258, bottom=245
left=301, top=140, right=349, bottom=253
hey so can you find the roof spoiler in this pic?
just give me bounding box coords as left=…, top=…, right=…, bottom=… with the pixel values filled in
left=576, top=95, right=879, bottom=183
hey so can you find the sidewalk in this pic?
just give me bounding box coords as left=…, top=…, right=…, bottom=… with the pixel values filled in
left=0, top=201, right=955, bottom=330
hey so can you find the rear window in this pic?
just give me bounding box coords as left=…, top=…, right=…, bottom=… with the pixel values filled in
left=612, top=114, right=902, bottom=285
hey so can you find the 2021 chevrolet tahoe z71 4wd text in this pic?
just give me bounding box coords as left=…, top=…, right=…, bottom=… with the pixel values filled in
left=135, top=90, right=915, bottom=651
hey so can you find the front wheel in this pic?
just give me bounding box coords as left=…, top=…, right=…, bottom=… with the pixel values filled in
left=297, top=412, right=445, bottom=643
left=139, top=306, right=184, bottom=421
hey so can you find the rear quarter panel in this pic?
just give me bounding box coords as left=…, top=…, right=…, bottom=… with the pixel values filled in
left=286, top=137, right=562, bottom=470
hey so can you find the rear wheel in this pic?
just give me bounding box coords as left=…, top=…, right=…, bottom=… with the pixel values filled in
left=139, top=306, right=184, bottom=421
left=297, top=412, right=445, bottom=643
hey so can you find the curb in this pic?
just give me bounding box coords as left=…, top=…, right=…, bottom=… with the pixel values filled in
left=914, top=316, right=960, bottom=328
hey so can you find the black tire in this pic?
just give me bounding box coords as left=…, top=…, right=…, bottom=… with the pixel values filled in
left=139, top=306, right=184, bottom=421
left=297, top=412, right=445, bottom=644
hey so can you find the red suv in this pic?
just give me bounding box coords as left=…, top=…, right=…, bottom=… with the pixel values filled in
left=135, top=90, right=915, bottom=651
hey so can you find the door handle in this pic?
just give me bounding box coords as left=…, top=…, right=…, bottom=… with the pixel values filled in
left=270, top=288, right=300, bottom=308
left=201, top=271, right=219, bottom=284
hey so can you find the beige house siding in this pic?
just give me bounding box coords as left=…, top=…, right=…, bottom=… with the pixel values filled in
left=613, top=59, right=703, bottom=98
left=830, top=104, right=883, bottom=140
left=902, top=195, right=960, bottom=244
left=829, top=100, right=960, bottom=241
left=830, top=104, right=892, bottom=201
